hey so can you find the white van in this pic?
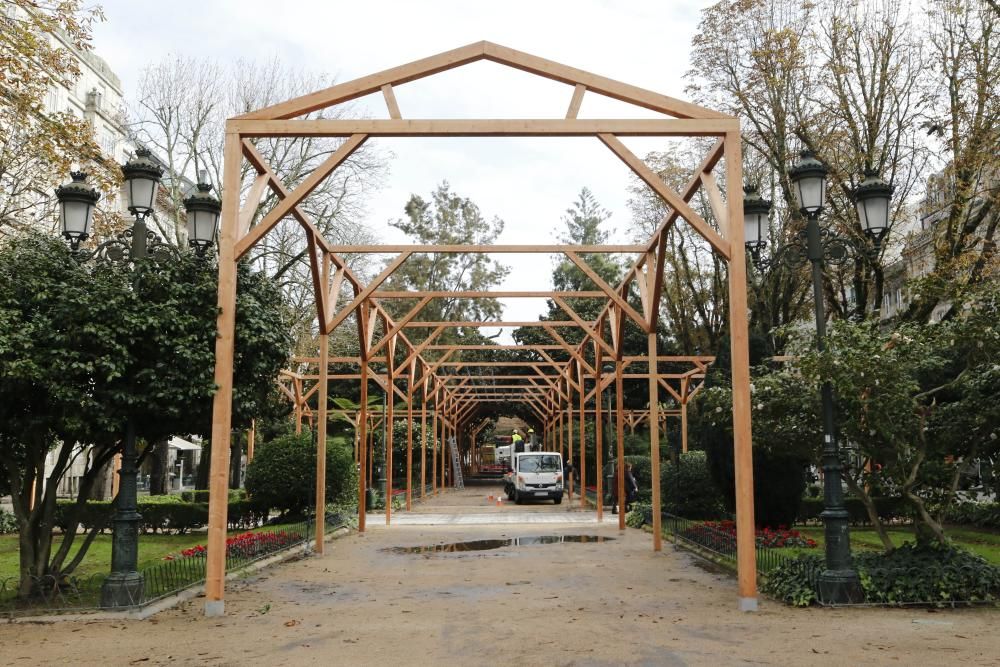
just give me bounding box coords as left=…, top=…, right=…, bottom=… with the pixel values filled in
left=504, top=451, right=564, bottom=505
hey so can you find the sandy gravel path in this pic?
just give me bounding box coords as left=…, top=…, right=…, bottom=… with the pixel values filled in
left=2, top=484, right=998, bottom=666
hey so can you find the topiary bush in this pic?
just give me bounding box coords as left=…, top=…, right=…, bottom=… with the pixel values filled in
left=244, top=432, right=357, bottom=518
left=0, top=508, right=17, bottom=534
left=660, top=451, right=725, bottom=519
left=762, top=543, right=1000, bottom=607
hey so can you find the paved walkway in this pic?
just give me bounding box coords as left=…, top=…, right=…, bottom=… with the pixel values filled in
left=2, top=486, right=997, bottom=666
left=386, top=480, right=598, bottom=525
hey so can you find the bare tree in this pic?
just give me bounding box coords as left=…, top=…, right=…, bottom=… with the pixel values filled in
left=687, top=0, right=931, bottom=326
left=128, top=56, right=388, bottom=345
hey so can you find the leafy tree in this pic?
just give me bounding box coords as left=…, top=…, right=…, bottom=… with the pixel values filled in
left=244, top=432, right=356, bottom=518
left=660, top=451, right=726, bottom=520
left=0, top=232, right=292, bottom=596
left=693, top=332, right=813, bottom=528
left=0, top=0, right=119, bottom=238
left=627, top=147, right=735, bottom=354
left=793, top=282, right=1000, bottom=547
left=381, top=181, right=509, bottom=340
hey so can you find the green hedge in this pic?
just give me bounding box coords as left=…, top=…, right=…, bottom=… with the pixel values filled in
left=53, top=495, right=267, bottom=534
left=797, top=496, right=908, bottom=525
left=660, top=451, right=726, bottom=520
left=942, top=502, right=1000, bottom=530
left=179, top=489, right=246, bottom=503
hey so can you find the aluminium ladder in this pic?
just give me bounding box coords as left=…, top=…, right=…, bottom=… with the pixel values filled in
left=447, top=436, right=464, bottom=489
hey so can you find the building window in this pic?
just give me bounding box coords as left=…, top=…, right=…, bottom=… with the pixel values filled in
left=100, top=128, right=117, bottom=155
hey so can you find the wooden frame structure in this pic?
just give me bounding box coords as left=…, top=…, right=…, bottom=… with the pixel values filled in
left=204, top=41, right=757, bottom=616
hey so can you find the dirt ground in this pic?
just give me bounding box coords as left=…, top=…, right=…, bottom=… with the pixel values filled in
left=2, top=484, right=998, bottom=666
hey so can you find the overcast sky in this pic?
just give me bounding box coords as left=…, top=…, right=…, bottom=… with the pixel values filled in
left=92, top=0, right=719, bottom=340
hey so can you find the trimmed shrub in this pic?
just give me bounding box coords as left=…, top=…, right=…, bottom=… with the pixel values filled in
left=180, top=489, right=246, bottom=503
left=244, top=432, right=357, bottom=518
left=660, top=451, right=726, bottom=519
left=797, top=497, right=908, bottom=525
left=763, top=542, right=1000, bottom=606
left=0, top=508, right=17, bottom=534
left=51, top=496, right=261, bottom=534
left=941, top=502, right=1000, bottom=530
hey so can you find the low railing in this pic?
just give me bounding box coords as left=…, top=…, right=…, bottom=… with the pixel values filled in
left=0, top=512, right=350, bottom=618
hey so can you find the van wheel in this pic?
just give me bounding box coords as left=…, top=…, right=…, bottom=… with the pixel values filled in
left=514, top=491, right=523, bottom=505
left=553, top=496, right=562, bottom=505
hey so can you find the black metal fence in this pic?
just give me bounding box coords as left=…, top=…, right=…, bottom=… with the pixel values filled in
left=0, top=512, right=350, bottom=618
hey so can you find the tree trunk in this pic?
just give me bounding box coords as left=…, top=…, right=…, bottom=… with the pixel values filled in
left=195, top=440, right=210, bottom=490
left=229, top=433, right=242, bottom=489
left=843, top=474, right=895, bottom=552
left=148, top=437, right=170, bottom=495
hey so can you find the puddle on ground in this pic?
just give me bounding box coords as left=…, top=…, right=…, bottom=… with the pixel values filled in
left=384, top=535, right=614, bottom=554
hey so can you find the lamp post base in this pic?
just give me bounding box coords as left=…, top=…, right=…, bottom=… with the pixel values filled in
left=100, top=571, right=144, bottom=608
left=818, top=569, right=863, bottom=605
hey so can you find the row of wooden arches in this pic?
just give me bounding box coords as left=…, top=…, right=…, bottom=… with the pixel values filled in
left=202, top=41, right=758, bottom=615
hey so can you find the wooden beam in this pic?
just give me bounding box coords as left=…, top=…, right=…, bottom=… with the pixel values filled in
left=235, top=134, right=367, bottom=259
left=565, top=84, right=586, bottom=119
left=724, top=131, right=758, bottom=610
left=700, top=170, right=729, bottom=239
left=371, top=290, right=607, bottom=298
left=238, top=172, right=270, bottom=235
left=564, top=251, right=648, bottom=331
left=326, top=253, right=412, bottom=333
left=482, top=42, right=728, bottom=120
left=204, top=131, right=242, bottom=617
left=230, top=118, right=737, bottom=138
left=551, top=296, right=615, bottom=359
left=381, top=84, right=402, bottom=119
left=238, top=41, right=490, bottom=120
left=369, top=296, right=432, bottom=356
left=598, top=133, right=730, bottom=260
left=317, top=244, right=643, bottom=254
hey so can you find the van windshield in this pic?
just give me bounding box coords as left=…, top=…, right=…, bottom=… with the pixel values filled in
left=518, top=455, right=561, bottom=473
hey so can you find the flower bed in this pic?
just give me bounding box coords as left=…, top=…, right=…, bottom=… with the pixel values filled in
left=680, top=520, right=818, bottom=551
left=164, top=529, right=303, bottom=561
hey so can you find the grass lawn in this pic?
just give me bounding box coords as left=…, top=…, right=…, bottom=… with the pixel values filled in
left=796, top=525, right=1000, bottom=565
left=0, top=532, right=207, bottom=582
left=0, top=520, right=311, bottom=583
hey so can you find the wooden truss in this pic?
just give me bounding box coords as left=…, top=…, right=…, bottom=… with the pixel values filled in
left=204, top=41, right=757, bottom=615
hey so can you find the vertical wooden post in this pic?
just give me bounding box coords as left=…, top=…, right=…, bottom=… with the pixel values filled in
left=385, top=379, right=394, bottom=526
left=247, top=419, right=256, bottom=463
left=725, top=130, right=758, bottom=611
left=421, top=385, right=427, bottom=498
left=314, top=330, right=328, bottom=553
left=566, top=398, right=573, bottom=500
left=648, top=332, right=662, bottom=551
left=204, top=131, right=241, bottom=618
left=406, top=376, right=413, bottom=511
left=594, top=351, right=603, bottom=522
left=358, top=363, right=368, bottom=533
left=616, top=359, right=626, bottom=531
left=431, top=392, right=438, bottom=495
left=681, top=377, right=689, bottom=455
left=579, top=368, right=586, bottom=509
left=294, top=386, right=303, bottom=434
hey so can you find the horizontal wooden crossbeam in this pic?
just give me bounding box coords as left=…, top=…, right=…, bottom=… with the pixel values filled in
left=229, top=118, right=738, bottom=137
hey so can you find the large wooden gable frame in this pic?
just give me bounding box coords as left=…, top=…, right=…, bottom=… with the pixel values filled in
left=204, top=41, right=757, bottom=615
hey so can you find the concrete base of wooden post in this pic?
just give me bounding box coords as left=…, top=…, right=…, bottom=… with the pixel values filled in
left=738, top=597, right=758, bottom=612
left=204, top=600, right=225, bottom=617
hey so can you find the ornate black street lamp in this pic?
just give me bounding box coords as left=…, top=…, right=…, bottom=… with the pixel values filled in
left=54, top=149, right=221, bottom=608
left=743, top=150, right=893, bottom=604
left=183, top=174, right=222, bottom=257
